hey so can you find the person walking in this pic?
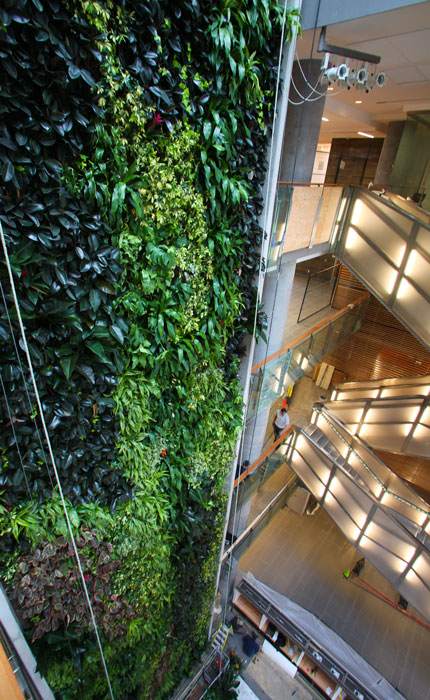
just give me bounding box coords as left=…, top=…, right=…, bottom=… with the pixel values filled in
left=272, top=406, right=289, bottom=441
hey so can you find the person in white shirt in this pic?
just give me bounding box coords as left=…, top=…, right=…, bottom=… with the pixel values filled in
left=272, top=407, right=289, bottom=441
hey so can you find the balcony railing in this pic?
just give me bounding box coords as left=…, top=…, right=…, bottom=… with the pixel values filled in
left=268, top=182, right=345, bottom=271
left=246, top=292, right=370, bottom=422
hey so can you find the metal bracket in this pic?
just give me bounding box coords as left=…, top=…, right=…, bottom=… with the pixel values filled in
left=318, top=26, right=381, bottom=65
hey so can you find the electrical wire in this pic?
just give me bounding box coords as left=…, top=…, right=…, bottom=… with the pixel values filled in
left=289, top=74, right=346, bottom=105
left=0, top=222, right=115, bottom=700
left=295, top=50, right=327, bottom=97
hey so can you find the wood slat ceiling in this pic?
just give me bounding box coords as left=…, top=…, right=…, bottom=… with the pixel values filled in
left=374, top=450, right=430, bottom=504
left=325, top=266, right=430, bottom=493
left=327, top=266, right=430, bottom=380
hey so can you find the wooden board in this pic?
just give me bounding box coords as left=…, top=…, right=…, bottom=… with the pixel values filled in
left=0, top=644, right=25, bottom=700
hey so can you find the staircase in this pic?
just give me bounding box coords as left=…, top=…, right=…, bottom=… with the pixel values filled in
left=211, top=623, right=231, bottom=652
left=283, top=376, right=430, bottom=621
left=331, top=187, right=430, bottom=349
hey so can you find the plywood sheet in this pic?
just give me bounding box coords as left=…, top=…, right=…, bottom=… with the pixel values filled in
left=313, top=187, right=343, bottom=244
left=283, top=188, right=321, bottom=253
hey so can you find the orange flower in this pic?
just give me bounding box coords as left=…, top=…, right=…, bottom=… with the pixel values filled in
left=160, top=449, right=167, bottom=456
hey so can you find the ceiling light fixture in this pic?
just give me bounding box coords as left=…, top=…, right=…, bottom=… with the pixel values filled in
left=317, top=29, right=385, bottom=96
left=358, top=131, right=374, bottom=138
left=355, top=100, right=362, bottom=104
left=322, top=117, right=329, bottom=122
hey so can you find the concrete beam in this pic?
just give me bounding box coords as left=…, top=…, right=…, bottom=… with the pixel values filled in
left=300, top=0, right=427, bottom=31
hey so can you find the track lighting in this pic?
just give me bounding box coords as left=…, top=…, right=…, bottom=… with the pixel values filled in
left=319, top=55, right=386, bottom=95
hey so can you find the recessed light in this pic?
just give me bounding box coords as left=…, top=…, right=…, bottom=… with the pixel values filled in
left=357, top=131, right=374, bottom=138
left=322, top=117, right=329, bottom=122
left=327, top=87, right=334, bottom=91
left=355, top=100, right=362, bottom=104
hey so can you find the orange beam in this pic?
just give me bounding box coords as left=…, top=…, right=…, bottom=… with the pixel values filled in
left=233, top=425, right=296, bottom=488
left=0, top=643, right=25, bottom=700
left=251, top=292, right=370, bottom=374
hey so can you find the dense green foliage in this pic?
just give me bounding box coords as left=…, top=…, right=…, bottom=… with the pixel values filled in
left=0, top=0, right=298, bottom=697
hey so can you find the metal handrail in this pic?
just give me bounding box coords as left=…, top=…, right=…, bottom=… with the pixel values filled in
left=251, top=291, right=369, bottom=374
left=234, top=424, right=295, bottom=488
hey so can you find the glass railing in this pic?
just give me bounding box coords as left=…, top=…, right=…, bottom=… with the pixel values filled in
left=246, top=293, right=370, bottom=422
left=225, top=429, right=298, bottom=564
left=268, top=183, right=345, bottom=271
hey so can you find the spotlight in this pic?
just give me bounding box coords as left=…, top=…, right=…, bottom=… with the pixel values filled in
left=375, top=72, right=386, bottom=87
left=337, top=63, right=349, bottom=86
left=320, top=66, right=339, bottom=86
left=357, top=67, right=368, bottom=84
left=355, top=67, right=368, bottom=92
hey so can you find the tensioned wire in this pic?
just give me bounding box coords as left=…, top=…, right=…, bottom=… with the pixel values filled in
left=223, top=0, right=323, bottom=624
left=0, top=222, right=115, bottom=700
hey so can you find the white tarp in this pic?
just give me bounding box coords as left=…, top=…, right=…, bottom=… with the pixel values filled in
left=244, top=573, right=406, bottom=700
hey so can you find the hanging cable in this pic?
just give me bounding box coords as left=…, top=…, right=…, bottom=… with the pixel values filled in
left=0, top=222, right=115, bottom=700
left=295, top=51, right=327, bottom=97
left=289, top=74, right=346, bottom=105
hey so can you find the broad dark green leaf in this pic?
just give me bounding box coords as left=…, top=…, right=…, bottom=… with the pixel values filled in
left=1, top=161, right=15, bottom=183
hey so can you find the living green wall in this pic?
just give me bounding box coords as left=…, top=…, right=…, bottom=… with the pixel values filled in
left=0, top=1, right=299, bottom=697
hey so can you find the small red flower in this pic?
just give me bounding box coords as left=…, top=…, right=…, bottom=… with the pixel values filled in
left=160, top=449, right=167, bottom=456
left=148, top=113, right=163, bottom=131
left=219, top=321, right=224, bottom=326
left=84, top=574, right=90, bottom=582
left=20, top=269, right=27, bottom=278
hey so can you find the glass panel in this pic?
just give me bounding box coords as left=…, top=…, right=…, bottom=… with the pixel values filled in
left=417, top=225, right=430, bottom=256
left=290, top=448, right=327, bottom=500
left=400, top=572, right=430, bottom=618
left=350, top=197, right=412, bottom=264
left=268, top=185, right=293, bottom=269
left=357, top=423, right=407, bottom=451
left=343, top=231, right=399, bottom=299
left=393, top=278, right=430, bottom=346
left=365, top=402, right=421, bottom=423
left=324, top=493, right=361, bottom=541
left=404, top=249, right=430, bottom=294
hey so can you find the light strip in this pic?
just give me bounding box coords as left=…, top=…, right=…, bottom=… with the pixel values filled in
left=357, top=131, right=375, bottom=138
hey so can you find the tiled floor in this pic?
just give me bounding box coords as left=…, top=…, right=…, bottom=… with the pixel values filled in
left=237, top=504, right=430, bottom=700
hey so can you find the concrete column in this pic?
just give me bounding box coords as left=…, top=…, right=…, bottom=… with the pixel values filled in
left=374, top=120, right=405, bottom=187
left=279, top=59, right=327, bottom=183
